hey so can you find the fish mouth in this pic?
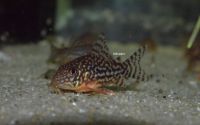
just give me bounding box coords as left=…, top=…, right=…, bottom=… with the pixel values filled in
left=57, top=83, right=75, bottom=90
left=49, top=81, right=76, bottom=93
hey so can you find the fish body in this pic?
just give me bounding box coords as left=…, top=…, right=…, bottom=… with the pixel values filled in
left=50, top=34, right=147, bottom=95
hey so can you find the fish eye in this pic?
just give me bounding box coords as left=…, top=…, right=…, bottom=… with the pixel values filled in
left=71, top=68, right=76, bottom=74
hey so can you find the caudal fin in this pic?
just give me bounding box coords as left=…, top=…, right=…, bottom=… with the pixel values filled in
left=122, top=45, right=149, bottom=81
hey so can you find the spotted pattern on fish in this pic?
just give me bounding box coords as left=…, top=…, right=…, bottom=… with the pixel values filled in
left=50, top=34, right=148, bottom=92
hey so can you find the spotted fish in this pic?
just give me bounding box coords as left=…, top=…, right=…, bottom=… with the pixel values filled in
left=49, top=34, right=148, bottom=95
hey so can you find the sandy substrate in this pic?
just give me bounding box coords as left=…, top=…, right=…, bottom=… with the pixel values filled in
left=0, top=42, right=200, bottom=125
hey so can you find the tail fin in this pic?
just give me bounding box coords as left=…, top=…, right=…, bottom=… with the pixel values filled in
left=122, top=45, right=149, bottom=81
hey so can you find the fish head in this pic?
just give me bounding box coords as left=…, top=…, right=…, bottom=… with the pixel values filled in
left=49, top=63, right=80, bottom=92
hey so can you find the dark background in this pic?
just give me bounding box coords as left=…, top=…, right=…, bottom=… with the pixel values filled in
left=0, top=0, right=55, bottom=43
left=0, top=0, right=199, bottom=44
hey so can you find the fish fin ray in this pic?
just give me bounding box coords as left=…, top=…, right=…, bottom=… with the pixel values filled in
left=90, top=34, right=113, bottom=59
left=122, top=45, right=148, bottom=81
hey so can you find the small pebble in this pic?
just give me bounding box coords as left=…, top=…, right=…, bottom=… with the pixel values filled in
left=72, top=102, right=77, bottom=106
left=156, top=79, right=161, bottom=83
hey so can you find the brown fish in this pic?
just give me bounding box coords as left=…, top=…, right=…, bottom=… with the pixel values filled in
left=49, top=34, right=148, bottom=95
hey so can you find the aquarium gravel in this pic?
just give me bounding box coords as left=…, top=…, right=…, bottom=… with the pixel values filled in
left=0, top=42, right=200, bottom=125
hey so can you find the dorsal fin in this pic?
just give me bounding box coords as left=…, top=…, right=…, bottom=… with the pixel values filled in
left=90, top=34, right=112, bottom=59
